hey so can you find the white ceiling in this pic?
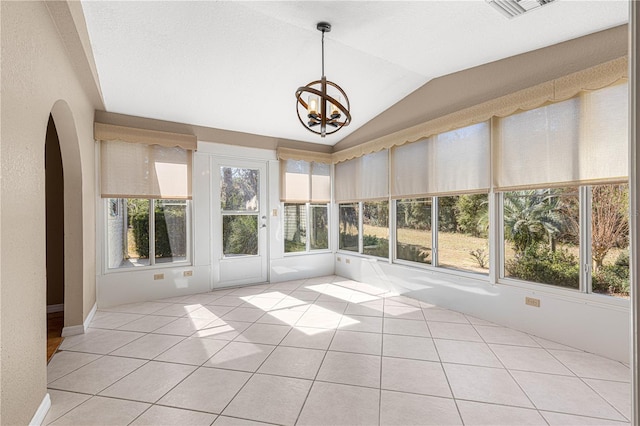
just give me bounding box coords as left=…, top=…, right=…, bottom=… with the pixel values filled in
left=81, top=1, right=628, bottom=146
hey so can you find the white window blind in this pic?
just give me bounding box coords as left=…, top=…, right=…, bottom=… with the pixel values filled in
left=392, top=122, right=490, bottom=198
left=361, top=150, right=389, bottom=200
left=495, top=83, right=628, bottom=190
left=335, top=150, right=389, bottom=202
left=101, top=140, right=192, bottom=199
left=335, top=158, right=359, bottom=202
left=280, top=160, right=331, bottom=203
left=311, top=162, right=331, bottom=203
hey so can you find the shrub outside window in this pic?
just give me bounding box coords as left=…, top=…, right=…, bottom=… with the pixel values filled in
left=107, top=198, right=189, bottom=269
left=309, top=204, right=329, bottom=250
left=339, top=203, right=359, bottom=252
left=396, top=198, right=432, bottom=264
left=502, top=188, right=579, bottom=289
left=284, top=204, right=306, bottom=253
left=590, top=183, right=629, bottom=299
left=363, top=201, right=389, bottom=258
left=283, top=203, right=329, bottom=253
left=437, top=195, right=489, bottom=274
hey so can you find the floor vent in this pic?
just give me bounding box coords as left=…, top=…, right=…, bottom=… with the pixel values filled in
left=487, top=0, right=556, bottom=19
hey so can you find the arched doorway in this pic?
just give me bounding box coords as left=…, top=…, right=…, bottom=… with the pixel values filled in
left=45, top=115, right=65, bottom=361
left=46, top=100, right=85, bottom=362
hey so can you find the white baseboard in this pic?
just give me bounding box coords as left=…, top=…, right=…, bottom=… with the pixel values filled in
left=29, top=393, right=51, bottom=426
left=47, top=304, right=64, bottom=313
left=61, top=303, right=97, bottom=337
left=83, top=302, right=97, bottom=332
left=61, top=325, right=83, bottom=337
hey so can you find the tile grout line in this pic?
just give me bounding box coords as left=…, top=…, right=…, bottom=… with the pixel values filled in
left=543, top=345, right=631, bottom=422
left=122, top=285, right=279, bottom=426
left=293, top=285, right=342, bottom=426
left=421, top=303, right=466, bottom=425
left=210, top=280, right=313, bottom=425
left=49, top=277, right=632, bottom=425
left=467, top=318, right=551, bottom=425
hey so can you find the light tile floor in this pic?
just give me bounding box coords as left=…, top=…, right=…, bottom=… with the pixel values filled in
left=45, top=275, right=631, bottom=425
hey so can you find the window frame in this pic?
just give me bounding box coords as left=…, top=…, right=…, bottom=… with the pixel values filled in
left=104, top=197, right=192, bottom=273
left=282, top=202, right=331, bottom=256
left=495, top=187, right=629, bottom=306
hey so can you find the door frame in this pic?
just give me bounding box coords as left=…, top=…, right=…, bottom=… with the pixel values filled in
left=211, top=156, right=269, bottom=288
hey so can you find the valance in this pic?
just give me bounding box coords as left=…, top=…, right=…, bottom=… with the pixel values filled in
left=95, top=122, right=197, bottom=151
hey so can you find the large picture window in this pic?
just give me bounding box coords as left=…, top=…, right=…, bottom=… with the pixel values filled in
left=502, top=188, right=580, bottom=289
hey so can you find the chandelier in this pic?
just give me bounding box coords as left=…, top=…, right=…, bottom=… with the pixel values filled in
left=295, top=22, right=351, bottom=138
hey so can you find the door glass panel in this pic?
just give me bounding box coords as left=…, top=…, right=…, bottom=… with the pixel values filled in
left=223, top=215, right=258, bottom=256
left=220, top=167, right=259, bottom=211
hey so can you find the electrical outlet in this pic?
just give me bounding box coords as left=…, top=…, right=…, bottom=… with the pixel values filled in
left=525, top=297, right=540, bottom=307
left=272, top=209, right=278, bottom=217
left=183, top=270, right=193, bottom=277
left=154, top=273, right=164, bottom=280
left=345, top=258, right=351, bottom=264
left=337, top=257, right=341, bottom=262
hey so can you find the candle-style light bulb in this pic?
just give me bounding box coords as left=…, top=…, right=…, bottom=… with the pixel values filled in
left=330, top=96, right=341, bottom=117
left=308, top=96, right=319, bottom=116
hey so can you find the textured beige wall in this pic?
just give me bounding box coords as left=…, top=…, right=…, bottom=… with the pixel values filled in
left=335, top=25, right=628, bottom=152
left=0, top=2, right=99, bottom=424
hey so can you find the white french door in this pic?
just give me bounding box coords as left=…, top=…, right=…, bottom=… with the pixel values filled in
left=212, top=158, right=268, bottom=287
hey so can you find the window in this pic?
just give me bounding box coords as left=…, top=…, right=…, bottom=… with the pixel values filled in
left=330, top=81, right=628, bottom=301
left=591, top=183, right=629, bottom=299
left=396, top=198, right=432, bottom=264
left=437, top=195, right=489, bottom=274
left=339, top=203, right=359, bottom=252
left=502, top=188, right=579, bottom=289
left=155, top=199, right=188, bottom=263
left=107, top=198, right=189, bottom=269
left=284, top=204, right=306, bottom=253
left=221, top=166, right=259, bottom=257
left=280, top=159, right=331, bottom=254
left=337, top=201, right=389, bottom=258
left=283, top=203, right=329, bottom=253
left=363, top=201, right=389, bottom=258
left=100, top=129, right=193, bottom=270
left=309, top=204, right=329, bottom=250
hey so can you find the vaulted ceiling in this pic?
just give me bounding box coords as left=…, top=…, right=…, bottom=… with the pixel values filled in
left=81, top=1, right=628, bottom=146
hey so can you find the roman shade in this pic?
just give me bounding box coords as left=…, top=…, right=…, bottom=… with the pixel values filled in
left=494, top=82, right=628, bottom=190
left=335, top=150, right=389, bottom=202
left=98, top=123, right=194, bottom=199
left=392, top=121, right=490, bottom=198
left=280, top=159, right=331, bottom=203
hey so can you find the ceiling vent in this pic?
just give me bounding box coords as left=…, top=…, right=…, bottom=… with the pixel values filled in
left=487, top=0, right=556, bottom=19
